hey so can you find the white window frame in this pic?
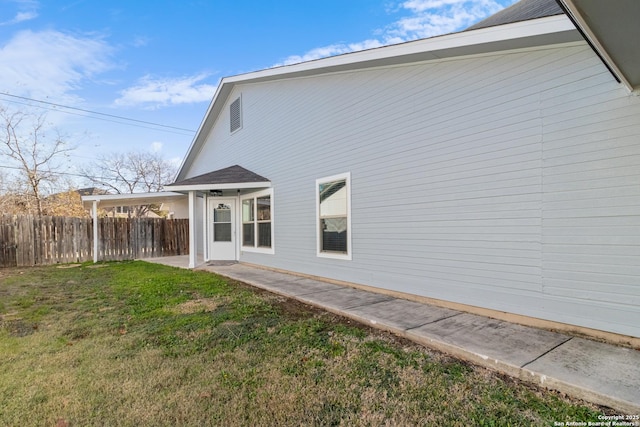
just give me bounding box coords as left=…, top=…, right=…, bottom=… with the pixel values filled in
left=240, top=188, right=274, bottom=255
left=316, top=172, right=352, bottom=260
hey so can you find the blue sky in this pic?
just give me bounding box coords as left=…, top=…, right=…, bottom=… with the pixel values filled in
left=0, top=0, right=517, bottom=185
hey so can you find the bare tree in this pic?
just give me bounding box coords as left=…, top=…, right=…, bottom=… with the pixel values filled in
left=81, top=150, right=177, bottom=217
left=0, top=106, right=74, bottom=216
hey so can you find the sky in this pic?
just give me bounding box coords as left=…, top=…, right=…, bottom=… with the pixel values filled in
left=0, top=0, right=517, bottom=188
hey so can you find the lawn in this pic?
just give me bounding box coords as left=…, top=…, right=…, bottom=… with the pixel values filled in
left=0, top=261, right=608, bottom=426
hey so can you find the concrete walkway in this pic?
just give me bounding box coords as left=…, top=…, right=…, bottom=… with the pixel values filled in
left=144, top=256, right=640, bottom=414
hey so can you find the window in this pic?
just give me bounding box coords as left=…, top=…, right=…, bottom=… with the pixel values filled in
left=241, top=189, right=274, bottom=253
left=213, top=203, right=232, bottom=242
left=230, top=96, right=242, bottom=133
left=316, top=172, right=351, bottom=260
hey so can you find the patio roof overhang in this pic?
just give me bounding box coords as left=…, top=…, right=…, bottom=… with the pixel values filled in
left=163, top=165, right=271, bottom=193
left=81, top=191, right=187, bottom=209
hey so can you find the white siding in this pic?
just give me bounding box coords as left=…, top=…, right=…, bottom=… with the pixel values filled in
left=186, top=43, right=640, bottom=338
left=541, top=58, right=640, bottom=334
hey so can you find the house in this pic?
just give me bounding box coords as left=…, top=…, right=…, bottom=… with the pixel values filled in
left=102, top=0, right=640, bottom=342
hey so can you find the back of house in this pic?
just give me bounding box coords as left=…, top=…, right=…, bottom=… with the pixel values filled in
left=166, top=0, right=640, bottom=343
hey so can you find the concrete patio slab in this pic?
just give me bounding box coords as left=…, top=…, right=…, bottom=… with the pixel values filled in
left=269, top=277, right=344, bottom=296
left=297, top=287, right=393, bottom=311
left=348, top=298, right=460, bottom=331
left=524, top=337, right=640, bottom=414
left=205, top=264, right=297, bottom=285
left=200, top=264, right=342, bottom=295
left=407, top=313, right=571, bottom=368
left=143, top=255, right=196, bottom=269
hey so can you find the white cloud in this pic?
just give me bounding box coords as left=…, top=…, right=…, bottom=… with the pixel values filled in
left=0, top=0, right=39, bottom=26
left=0, top=29, right=114, bottom=104
left=387, top=0, right=507, bottom=39
left=131, top=35, right=150, bottom=48
left=115, top=73, right=217, bottom=109
left=150, top=141, right=163, bottom=152
left=168, top=156, right=182, bottom=168
left=402, top=0, right=469, bottom=12
left=278, top=39, right=383, bottom=66
left=275, top=0, right=514, bottom=66
left=8, top=11, right=38, bottom=24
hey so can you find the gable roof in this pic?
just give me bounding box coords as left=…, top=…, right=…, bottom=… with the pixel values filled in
left=175, top=9, right=579, bottom=181
left=165, top=165, right=270, bottom=192
left=467, top=0, right=563, bottom=31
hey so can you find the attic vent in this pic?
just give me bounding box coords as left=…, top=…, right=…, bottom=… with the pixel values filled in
left=230, top=96, right=242, bottom=133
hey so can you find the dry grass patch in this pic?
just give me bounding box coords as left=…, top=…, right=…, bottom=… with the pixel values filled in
left=171, top=297, right=223, bottom=314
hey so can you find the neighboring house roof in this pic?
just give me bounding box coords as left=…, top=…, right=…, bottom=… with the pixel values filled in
left=76, top=187, right=109, bottom=196
left=467, top=0, right=563, bottom=30
left=165, top=165, right=271, bottom=192
left=47, top=187, right=106, bottom=199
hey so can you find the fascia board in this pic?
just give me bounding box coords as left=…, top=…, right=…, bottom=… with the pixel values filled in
left=225, top=15, right=576, bottom=84
left=163, top=182, right=272, bottom=192
left=81, top=192, right=187, bottom=209
left=175, top=81, right=231, bottom=181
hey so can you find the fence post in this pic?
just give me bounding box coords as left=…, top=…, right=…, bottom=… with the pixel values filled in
left=92, top=201, right=99, bottom=263
left=0, top=215, right=17, bottom=267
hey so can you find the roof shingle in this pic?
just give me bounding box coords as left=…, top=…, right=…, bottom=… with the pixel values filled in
left=467, top=0, right=563, bottom=31
left=169, top=165, right=269, bottom=187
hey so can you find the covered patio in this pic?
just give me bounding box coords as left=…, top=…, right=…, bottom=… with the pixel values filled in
left=81, top=191, right=188, bottom=263
left=143, top=254, right=202, bottom=269
left=81, top=165, right=272, bottom=268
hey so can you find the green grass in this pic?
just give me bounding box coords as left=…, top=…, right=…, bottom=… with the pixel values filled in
left=0, top=261, right=612, bottom=426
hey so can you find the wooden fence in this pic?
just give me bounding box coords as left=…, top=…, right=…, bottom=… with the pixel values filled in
left=0, top=215, right=189, bottom=268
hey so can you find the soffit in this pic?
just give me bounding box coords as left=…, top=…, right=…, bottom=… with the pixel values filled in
left=558, top=0, right=640, bottom=91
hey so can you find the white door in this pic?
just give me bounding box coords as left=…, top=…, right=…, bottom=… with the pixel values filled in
left=209, top=199, right=236, bottom=260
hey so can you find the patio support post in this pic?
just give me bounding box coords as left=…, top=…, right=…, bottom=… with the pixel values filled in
left=202, top=193, right=209, bottom=262
left=188, top=190, right=197, bottom=268
left=92, top=200, right=99, bottom=263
